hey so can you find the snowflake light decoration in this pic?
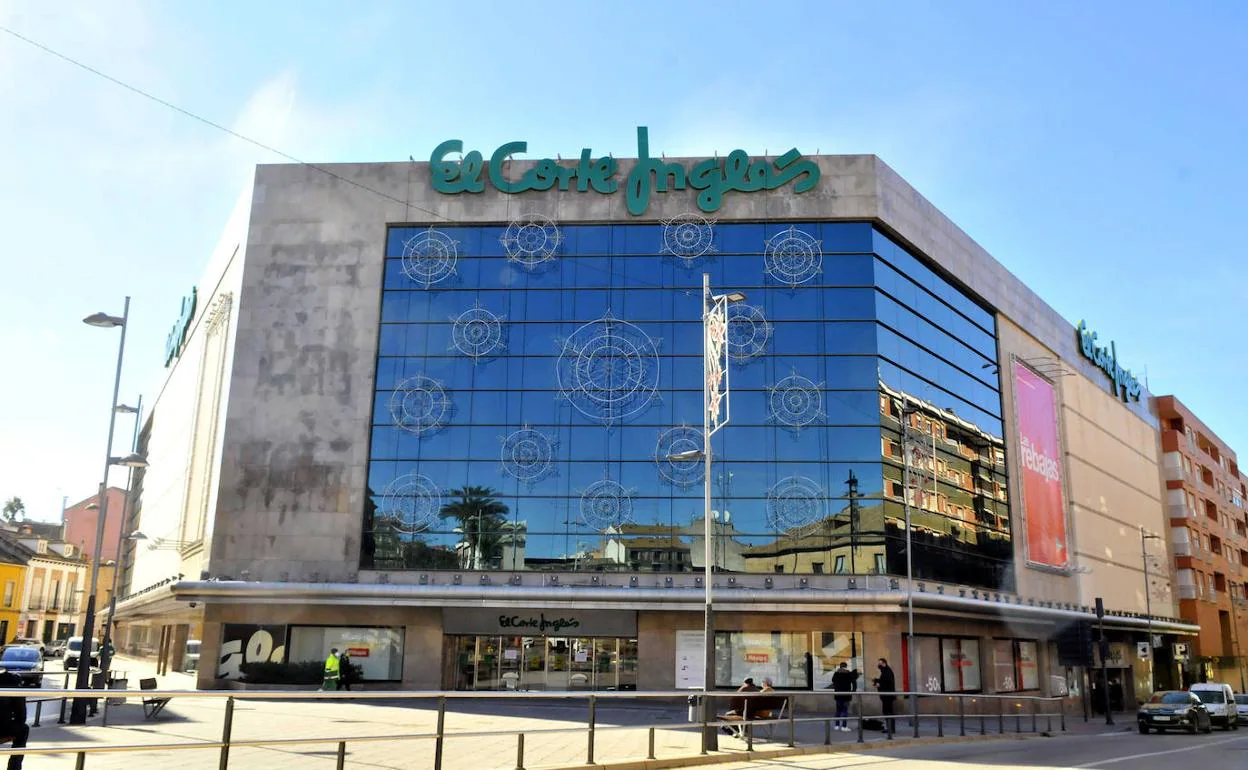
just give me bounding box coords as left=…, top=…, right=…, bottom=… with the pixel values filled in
left=451, top=302, right=506, bottom=359
left=378, top=473, right=442, bottom=534
left=654, top=425, right=704, bottom=488
left=389, top=375, right=452, bottom=435
left=726, top=303, right=771, bottom=361
left=764, top=226, right=822, bottom=287
left=400, top=228, right=458, bottom=288
left=579, top=478, right=634, bottom=530
left=557, top=313, right=660, bottom=424
left=501, top=214, right=562, bottom=269
left=661, top=213, right=716, bottom=262
left=500, top=426, right=558, bottom=484
left=766, top=476, right=825, bottom=531
left=768, top=371, right=823, bottom=429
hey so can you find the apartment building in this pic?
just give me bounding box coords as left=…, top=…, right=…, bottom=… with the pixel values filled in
left=1155, top=395, right=1248, bottom=689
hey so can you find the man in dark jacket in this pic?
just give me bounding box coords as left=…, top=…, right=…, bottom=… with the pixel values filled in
left=0, top=669, right=29, bottom=769
left=830, top=662, right=859, bottom=731
left=872, top=658, right=897, bottom=719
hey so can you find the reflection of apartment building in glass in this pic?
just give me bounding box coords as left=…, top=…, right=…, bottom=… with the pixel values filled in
left=1154, top=395, right=1248, bottom=689
left=113, top=138, right=1195, bottom=702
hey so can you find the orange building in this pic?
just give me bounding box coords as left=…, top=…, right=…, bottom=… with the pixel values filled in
left=1156, top=395, right=1248, bottom=689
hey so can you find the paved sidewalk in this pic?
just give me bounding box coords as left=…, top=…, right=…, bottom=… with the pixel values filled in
left=10, top=661, right=1129, bottom=770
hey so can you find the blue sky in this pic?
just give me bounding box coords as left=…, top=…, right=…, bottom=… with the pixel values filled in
left=1, top=0, right=1245, bottom=522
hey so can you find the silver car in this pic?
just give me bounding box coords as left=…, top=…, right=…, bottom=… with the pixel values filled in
left=1235, top=693, right=1248, bottom=726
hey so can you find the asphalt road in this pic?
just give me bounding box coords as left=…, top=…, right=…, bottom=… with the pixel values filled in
left=714, top=729, right=1248, bottom=769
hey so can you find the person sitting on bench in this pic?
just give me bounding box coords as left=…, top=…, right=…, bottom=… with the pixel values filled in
left=0, top=669, right=30, bottom=770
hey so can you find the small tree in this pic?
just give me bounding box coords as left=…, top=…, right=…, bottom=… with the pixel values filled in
left=440, top=487, right=509, bottom=569
left=1, top=497, right=24, bottom=524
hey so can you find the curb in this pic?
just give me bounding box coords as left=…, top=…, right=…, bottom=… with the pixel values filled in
left=547, top=731, right=1050, bottom=770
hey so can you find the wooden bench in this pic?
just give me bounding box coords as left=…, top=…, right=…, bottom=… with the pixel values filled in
left=140, top=678, right=171, bottom=720
left=719, top=694, right=790, bottom=739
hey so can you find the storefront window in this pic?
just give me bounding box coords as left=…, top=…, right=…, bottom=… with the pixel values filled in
left=941, top=638, right=980, bottom=692
left=992, top=639, right=1040, bottom=692
left=287, top=626, right=404, bottom=681
left=1018, top=640, right=1039, bottom=689
left=716, top=630, right=864, bottom=689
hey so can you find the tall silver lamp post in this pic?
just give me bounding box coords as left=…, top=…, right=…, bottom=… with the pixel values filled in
left=99, top=395, right=143, bottom=682
left=1139, top=526, right=1162, bottom=691
left=73, top=299, right=148, bottom=724
left=669, top=274, right=745, bottom=754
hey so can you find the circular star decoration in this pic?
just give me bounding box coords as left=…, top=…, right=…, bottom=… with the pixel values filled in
left=400, top=228, right=458, bottom=288
left=768, top=371, right=823, bottom=428
left=378, top=473, right=442, bottom=534
left=766, top=475, right=825, bottom=531
left=661, top=213, right=716, bottom=262
left=389, top=375, right=452, bottom=435
left=726, top=303, right=771, bottom=361
left=655, top=425, right=705, bottom=488
left=764, top=226, right=822, bottom=287
left=501, top=214, right=563, bottom=269
left=579, top=478, right=634, bottom=530
left=500, top=426, right=558, bottom=484
left=451, top=302, right=506, bottom=359
left=557, top=313, right=660, bottom=424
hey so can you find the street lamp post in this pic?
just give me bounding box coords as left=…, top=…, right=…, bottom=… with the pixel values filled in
left=671, top=274, right=745, bottom=754
left=1140, top=527, right=1162, bottom=691
left=99, top=396, right=143, bottom=682
left=73, top=299, right=148, bottom=724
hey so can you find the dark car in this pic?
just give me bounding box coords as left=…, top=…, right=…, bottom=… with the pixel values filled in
left=0, top=646, right=44, bottom=687
left=1138, top=690, right=1213, bottom=734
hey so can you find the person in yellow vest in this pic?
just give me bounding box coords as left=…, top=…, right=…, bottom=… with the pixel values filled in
left=322, top=648, right=341, bottom=691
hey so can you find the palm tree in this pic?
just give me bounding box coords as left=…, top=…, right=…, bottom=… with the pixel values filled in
left=440, top=487, right=509, bottom=569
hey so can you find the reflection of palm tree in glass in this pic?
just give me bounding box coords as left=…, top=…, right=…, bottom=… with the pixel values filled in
left=441, top=486, right=509, bottom=569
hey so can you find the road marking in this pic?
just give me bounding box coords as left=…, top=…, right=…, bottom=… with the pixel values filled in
left=1074, top=735, right=1248, bottom=767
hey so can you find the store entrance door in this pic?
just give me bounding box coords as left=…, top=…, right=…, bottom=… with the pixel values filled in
left=450, top=635, right=638, bottom=691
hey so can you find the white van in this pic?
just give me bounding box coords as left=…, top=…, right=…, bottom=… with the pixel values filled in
left=1190, top=683, right=1239, bottom=730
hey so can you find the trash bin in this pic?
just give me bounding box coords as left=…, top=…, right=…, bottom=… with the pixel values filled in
left=687, top=695, right=700, bottom=722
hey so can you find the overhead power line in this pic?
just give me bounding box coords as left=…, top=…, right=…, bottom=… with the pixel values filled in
left=0, top=23, right=451, bottom=221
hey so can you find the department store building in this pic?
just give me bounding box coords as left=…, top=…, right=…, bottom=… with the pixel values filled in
left=111, top=128, right=1195, bottom=706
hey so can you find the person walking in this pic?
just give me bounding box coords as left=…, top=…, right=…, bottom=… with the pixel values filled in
left=322, top=648, right=341, bottom=691
left=830, top=662, right=859, bottom=731
left=338, top=650, right=353, bottom=692
left=0, top=669, right=30, bottom=769
left=872, top=658, right=897, bottom=721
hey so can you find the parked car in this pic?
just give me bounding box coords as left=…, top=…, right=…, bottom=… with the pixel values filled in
left=63, top=637, right=102, bottom=672
left=1190, top=683, right=1239, bottom=730
left=10, top=638, right=45, bottom=656
left=1138, top=690, right=1213, bottom=734
left=1234, top=693, right=1248, bottom=726
left=182, top=639, right=201, bottom=673
left=0, top=646, right=44, bottom=687
left=45, top=639, right=67, bottom=659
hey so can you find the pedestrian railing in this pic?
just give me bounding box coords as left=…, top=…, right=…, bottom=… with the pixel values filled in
left=0, top=687, right=1069, bottom=769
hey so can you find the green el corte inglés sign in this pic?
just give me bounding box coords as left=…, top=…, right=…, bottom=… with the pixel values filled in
left=430, top=126, right=821, bottom=216
left=164, top=287, right=197, bottom=367
left=1076, top=320, right=1141, bottom=402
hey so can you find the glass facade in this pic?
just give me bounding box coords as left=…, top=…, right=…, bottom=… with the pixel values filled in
left=362, top=221, right=1013, bottom=589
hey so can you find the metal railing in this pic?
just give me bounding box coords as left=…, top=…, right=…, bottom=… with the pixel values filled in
left=0, top=686, right=1068, bottom=769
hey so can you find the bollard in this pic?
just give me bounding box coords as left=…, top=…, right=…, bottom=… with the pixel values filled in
left=75, top=751, right=86, bottom=770
left=337, top=741, right=346, bottom=770
left=998, top=700, right=1005, bottom=735
left=587, top=695, right=596, bottom=765
left=1047, top=713, right=1053, bottom=733
left=1031, top=701, right=1038, bottom=733
left=1060, top=697, right=1067, bottom=732
left=958, top=696, right=965, bottom=737
left=33, top=701, right=41, bottom=728
left=937, top=712, right=943, bottom=738
left=219, top=696, right=235, bottom=770
left=102, top=692, right=110, bottom=727
left=647, top=727, right=655, bottom=760
left=516, top=732, right=525, bottom=770
left=434, top=696, right=446, bottom=770
left=746, top=721, right=754, bottom=752
left=787, top=697, right=796, bottom=748
left=886, top=711, right=893, bottom=740
left=59, top=695, right=67, bottom=725
left=1016, top=706, right=1022, bottom=734
left=979, top=709, right=985, bottom=736
left=824, top=718, right=831, bottom=745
